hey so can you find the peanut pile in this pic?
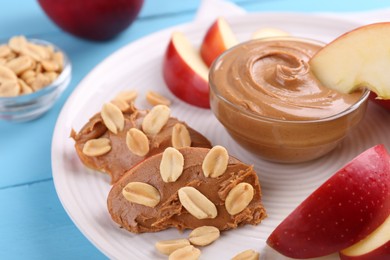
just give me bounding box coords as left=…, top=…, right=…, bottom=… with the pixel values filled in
left=0, top=36, right=64, bottom=97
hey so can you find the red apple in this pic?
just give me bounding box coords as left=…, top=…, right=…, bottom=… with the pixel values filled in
left=163, top=31, right=210, bottom=108
left=339, top=215, right=390, bottom=260
left=38, top=0, right=144, bottom=41
left=267, top=144, right=390, bottom=259
left=200, top=17, right=238, bottom=67
left=369, top=92, right=390, bottom=111
left=310, top=23, right=390, bottom=99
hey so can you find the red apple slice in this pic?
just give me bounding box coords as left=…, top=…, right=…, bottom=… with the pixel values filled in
left=340, top=215, right=390, bottom=260
left=200, top=17, right=238, bottom=67
left=163, top=31, right=210, bottom=108
left=267, top=144, right=390, bottom=259
left=310, top=22, right=390, bottom=99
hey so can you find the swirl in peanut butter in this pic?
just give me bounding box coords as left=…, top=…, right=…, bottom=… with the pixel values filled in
left=211, top=39, right=363, bottom=120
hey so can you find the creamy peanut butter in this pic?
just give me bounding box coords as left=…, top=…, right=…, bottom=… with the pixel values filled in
left=210, top=39, right=363, bottom=120
left=71, top=106, right=211, bottom=183
left=107, top=147, right=266, bottom=233
left=209, top=38, right=369, bottom=163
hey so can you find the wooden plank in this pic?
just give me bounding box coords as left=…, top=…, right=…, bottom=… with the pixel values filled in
left=0, top=180, right=105, bottom=259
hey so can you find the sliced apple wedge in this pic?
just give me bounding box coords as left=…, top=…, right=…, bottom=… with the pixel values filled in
left=340, top=215, right=390, bottom=260
left=163, top=31, right=210, bottom=108
left=266, top=144, right=390, bottom=259
left=310, top=22, right=390, bottom=99
left=200, top=17, right=238, bottom=67
left=251, top=27, right=290, bottom=39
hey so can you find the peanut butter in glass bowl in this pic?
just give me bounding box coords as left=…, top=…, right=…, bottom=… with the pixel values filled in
left=209, top=37, right=369, bottom=163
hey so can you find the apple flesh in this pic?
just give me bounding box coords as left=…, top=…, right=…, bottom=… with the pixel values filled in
left=340, top=215, right=390, bottom=260
left=267, top=144, right=390, bottom=259
left=341, top=241, right=390, bottom=260
left=163, top=32, right=210, bottom=108
left=200, top=17, right=238, bottom=67
left=38, top=0, right=144, bottom=41
left=310, top=22, right=390, bottom=99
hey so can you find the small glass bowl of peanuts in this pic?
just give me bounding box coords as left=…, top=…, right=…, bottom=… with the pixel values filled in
left=0, top=36, right=71, bottom=122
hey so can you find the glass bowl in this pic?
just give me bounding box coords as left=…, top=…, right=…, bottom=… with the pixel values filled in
left=209, top=37, right=369, bottom=163
left=0, top=39, right=71, bottom=122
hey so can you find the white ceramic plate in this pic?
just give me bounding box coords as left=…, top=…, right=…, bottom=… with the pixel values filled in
left=52, top=13, right=390, bottom=259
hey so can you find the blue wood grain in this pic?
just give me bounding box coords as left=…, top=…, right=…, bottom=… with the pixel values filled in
left=0, top=180, right=106, bottom=259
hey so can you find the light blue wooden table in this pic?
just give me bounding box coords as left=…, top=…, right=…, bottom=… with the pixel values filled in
left=1, top=0, right=389, bottom=259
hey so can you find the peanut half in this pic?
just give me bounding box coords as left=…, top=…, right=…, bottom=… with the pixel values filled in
left=41, top=59, right=60, bottom=72
left=225, top=183, right=254, bottom=215
left=20, top=69, right=35, bottom=82
left=20, top=42, right=49, bottom=61
left=101, top=102, right=125, bottom=134
left=82, top=138, right=111, bottom=157
left=188, top=226, right=220, bottom=246
left=8, top=36, right=27, bottom=53
left=0, top=65, right=19, bottom=97
left=126, top=128, right=150, bottom=156
left=231, top=249, right=259, bottom=260
left=110, top=98, right=131, bottom=112
left=146, top=90, right=171, bottom=106
left=171, top=123, right=191, bottom=149
left=30, top=73, right=52, bottom=91
left=0, top=45, right=12, bottom=58
left=18, top=79, right=33, bottom=95
left=168, top=245, right=201, bottom=260
left=155, top=239, right=190, bottom=255
left=202, top=145, right=229, bottom=178
left=142, top=104, right=171, bottom=135
left=5, top=55, right=34, bottom=75
left=115, top=90, right=138, bottom=103
left=122, top=182, right=160, bottom=208
left=178, top=187, right=217, bottom=219
left=160, top=147, right=184, bottom=183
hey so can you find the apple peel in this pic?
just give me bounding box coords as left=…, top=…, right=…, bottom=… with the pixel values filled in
left=267, top=144, right=390, bottom=259
left=310, top=22, right=390, bottom=99
left=200, top=17, right=238, bottom=67
left=370, top=92, right=390, bottom=111
left=339, top=215, right=390, bottom=260
left=163, top=31, right=210, bottom=108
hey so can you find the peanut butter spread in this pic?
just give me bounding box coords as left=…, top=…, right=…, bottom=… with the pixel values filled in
left=107, top=147, right=266, bottom=233
left=210, top=39, right=363, bottom=120
left=71, top=105, right=211, bottom=183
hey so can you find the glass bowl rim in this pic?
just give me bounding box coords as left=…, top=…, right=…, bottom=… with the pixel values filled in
left=209, top=36, right=370, bottom=124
